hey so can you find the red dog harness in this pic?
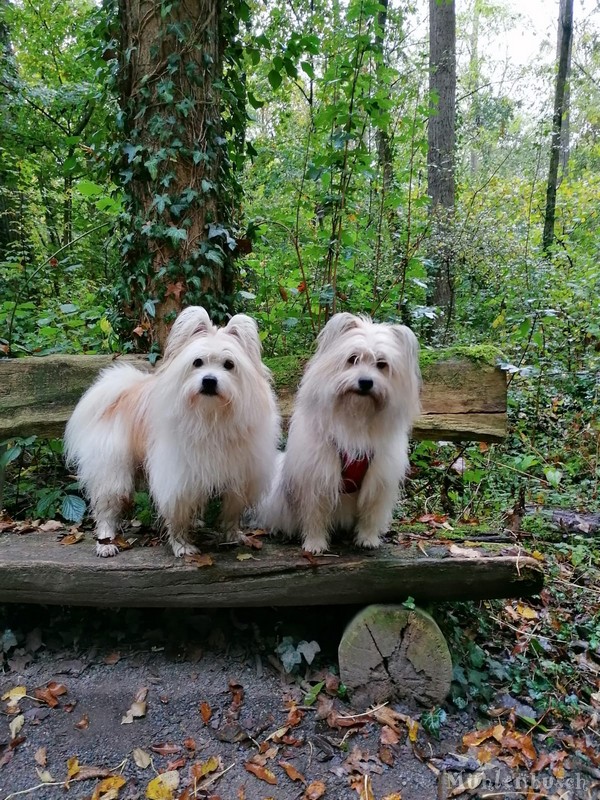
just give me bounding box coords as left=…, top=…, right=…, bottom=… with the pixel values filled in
left=340, top=452, right=371, bottom=494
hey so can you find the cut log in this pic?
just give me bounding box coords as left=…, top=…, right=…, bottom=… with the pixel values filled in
left=338, top=604, right=452, bottom=710
left=0, top=531, right=543, bottom=607
left=0, top=354, right=505, bottom=442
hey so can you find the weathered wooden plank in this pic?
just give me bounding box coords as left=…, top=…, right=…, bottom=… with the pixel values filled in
left=0, top=354, right=506, bottom=442
left=0, top=532, right=543, bottom=607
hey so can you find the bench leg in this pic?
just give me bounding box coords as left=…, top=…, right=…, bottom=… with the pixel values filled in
left=338, top=603, right=452, bottom=711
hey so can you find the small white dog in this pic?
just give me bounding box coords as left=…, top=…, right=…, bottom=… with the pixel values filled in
left=260, top=313, right=420, bottom=554
left=65, top=306, right=280, bottom=557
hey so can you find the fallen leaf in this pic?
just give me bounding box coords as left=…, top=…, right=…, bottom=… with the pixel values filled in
left=133, top=748, right=152, bottom=769
left=407, top=718, right=419, bottom=743
left=304, top=779, right=326, bottom=799
left=36, top=768, right=55, bottom=783
left=379, top=745, right=394, bottom=766
left=60, top=532, right=85, bottom=545
left=448, top=543, right=480, bottom=559
left=40, top=520, right=63, bottom=532
left=380, top=725, right=400, bottom=745
left=449, top=771, right=483, bottom=796
left=516, top=603, right=538, bottom=620
left=150, top=743, right=181, bottom=756
left=463, top=724, right=504, bottom=748
left=200, top=701, right=212, bottom=723
left=8, top=712, right=24, bottom=741
left=72, top=764, right=113, bottom=781
left=34, top=746, right=47, bottom=767
left=122, top=687, right=148, bottom=724
left=183, top=738, right=196, bottom=751
left=67, top=756, right=80, bottom=779
left=2, top=686, right=26, bottom=702
left=75, top=713, right=89, bottom=730
left=146, top=770, right=180, bottom=800
left=104, top=652, right=121, bottom=666
left=91, top=775, right=126, bottom=800
left=190, top=755, right=220, bottom=779
left=241, top=534, right=263, bottom=549
left=351, top=775, right=375, bottom=800
left=184, top=553, right=214, bottom=568
left=236, top=553, right=256, bottom=561
left=35, top=681, right=68, bottom=708
left=244, top=761, right=277, bottom=785
left=279, top=760, right=306, bottom=783
left=382, top=795, right=402, bottom=800
left=166, top=757, right=186, bottom=771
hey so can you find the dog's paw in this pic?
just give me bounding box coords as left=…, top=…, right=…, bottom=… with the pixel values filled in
left=170, top=539, right=200, bottom=558
left=354, top=531, right=382, bottom=549
left=96, top=540, right=119, bottom=558
left=301, top=535, right=328, bottom=555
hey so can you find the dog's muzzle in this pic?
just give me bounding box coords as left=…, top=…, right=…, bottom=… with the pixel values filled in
left=200, top=375, right=218, bottom=396
left=357, top=378, right=374, bottom=395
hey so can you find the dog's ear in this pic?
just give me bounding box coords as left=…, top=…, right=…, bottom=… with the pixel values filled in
left=391, top=324, right=421, bottom=385
left=316, top=313, right=361, bottom=352
left=225, top=314, right=263, bottom=365
left=163, top=306, right=214, bottom=360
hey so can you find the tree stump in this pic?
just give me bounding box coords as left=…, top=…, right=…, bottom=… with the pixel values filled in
left=338, top=604, right=452, bottom=711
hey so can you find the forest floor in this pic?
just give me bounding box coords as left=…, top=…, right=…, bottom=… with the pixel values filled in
left=0, top=519, right=599, bottom=800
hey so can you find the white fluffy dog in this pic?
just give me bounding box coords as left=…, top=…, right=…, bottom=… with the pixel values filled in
left=64, top=306, right=280, bottom=558
left=261, top=313, right=420, bottom=554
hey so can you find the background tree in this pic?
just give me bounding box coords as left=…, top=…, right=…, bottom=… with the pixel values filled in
left=427, top=0, right=456, bottom=338
left=542, top=0, right=574, bottom=254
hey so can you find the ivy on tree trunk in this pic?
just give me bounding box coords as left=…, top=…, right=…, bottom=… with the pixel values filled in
left=116, top=0, right=247, bottom=349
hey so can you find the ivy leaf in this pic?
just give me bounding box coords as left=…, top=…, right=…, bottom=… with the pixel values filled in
left=165, top=227, right=187, bottom=243
left=123, top=143, right=140, bottom=163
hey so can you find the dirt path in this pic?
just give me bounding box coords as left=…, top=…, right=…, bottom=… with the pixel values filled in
left=0, top=606, right=596, bottom=800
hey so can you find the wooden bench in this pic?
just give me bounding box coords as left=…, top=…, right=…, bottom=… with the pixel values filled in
left=0, top=352, right=542, bottom=710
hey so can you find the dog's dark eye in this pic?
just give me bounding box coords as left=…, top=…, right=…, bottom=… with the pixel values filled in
left=347, top=355, right=359, bottom=365
left=376, top=360, right=388, bottom=370
left=223, top=359, right=234, bottom=371
left=193, top=358, right=204, bottom=368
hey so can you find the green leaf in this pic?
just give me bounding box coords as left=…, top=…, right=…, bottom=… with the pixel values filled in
left=76, top=180, right=105, bottom=197
left=300, top=61, right=315, bottom=79
left=61, top=495, right=86, bottom=523
left=303, top=681, right=325, bottom=706
left=267, top=68, right=282, bottom=90
left=0, top=446, right=22, bottom=469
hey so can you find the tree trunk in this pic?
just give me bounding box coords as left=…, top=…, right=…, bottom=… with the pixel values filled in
left=557, top=0, right=573, bottom=179
left=542, top=0, right=573, bottom=254
left=468, top=0, right=481, bottom=175
left=427, top=0, right=456, bottom=338
left=117, top=0, right=240, bottom=348
left=0, top=7, right=19, bottom=262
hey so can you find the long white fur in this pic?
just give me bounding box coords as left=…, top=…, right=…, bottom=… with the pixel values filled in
left=260, top=313, right=421, bottom=554
left=64, top=307, right=280, bottom=558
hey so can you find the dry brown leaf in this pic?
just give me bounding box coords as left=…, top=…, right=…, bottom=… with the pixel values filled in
left=200, top=701, right=212, bottom=723
left=121, top=687, right=148, bottom=724
left=449, top=771, right=484, bottom=796
left=380, top=725, right=400, bottom=745
left=184, top=553, right=214, bottom=568
left=34, top=746, right=47, bottom=767
left=104, top=652, right=121, bottom=666
left=40, top=520, right=63, bottom=532
left=236, top=553, right=256, bottom=561
left=150, top=742, right=181, bottom=756
left=501, top=730, right=537, bottom=763
left=516, top=603, right=538, bottom=620
left=60, top=532, right=85, bottom=545
left=35, top=681, right=68, bottom=708
left=75, top=713, right=89, bottom=730
left=279, top=760, right=306, bottom=783
left=304, top=780, right=326, bottom=800
left=382, top=795, right=402, bottom=800
left=462, top=724, right=504, bottom=748
left=244, top=761, right=277, bottom=785
left=350, top=775, right=375, bottom=800
left=183, top=738, right=196, bottom=751
left=36, top=767, right=55, bottom=783
left=75, top=765, right=114, bottom=781
left=66, top=756, right=80, bottom=779
left=379, top=745, right=394, bottom=766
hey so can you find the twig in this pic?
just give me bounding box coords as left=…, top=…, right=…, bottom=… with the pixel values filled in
left=4, top=783, right=63, bottom=800
left=336, top=701, right=388, bottom=720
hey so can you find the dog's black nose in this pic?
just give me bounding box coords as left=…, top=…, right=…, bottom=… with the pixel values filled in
left=358, top=378, right=373, bottom=394
left=201, top=375, right=218, bottom=395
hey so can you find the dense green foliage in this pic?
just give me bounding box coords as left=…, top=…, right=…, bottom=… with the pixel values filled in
left=2, top=0, right=599, bottom=522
